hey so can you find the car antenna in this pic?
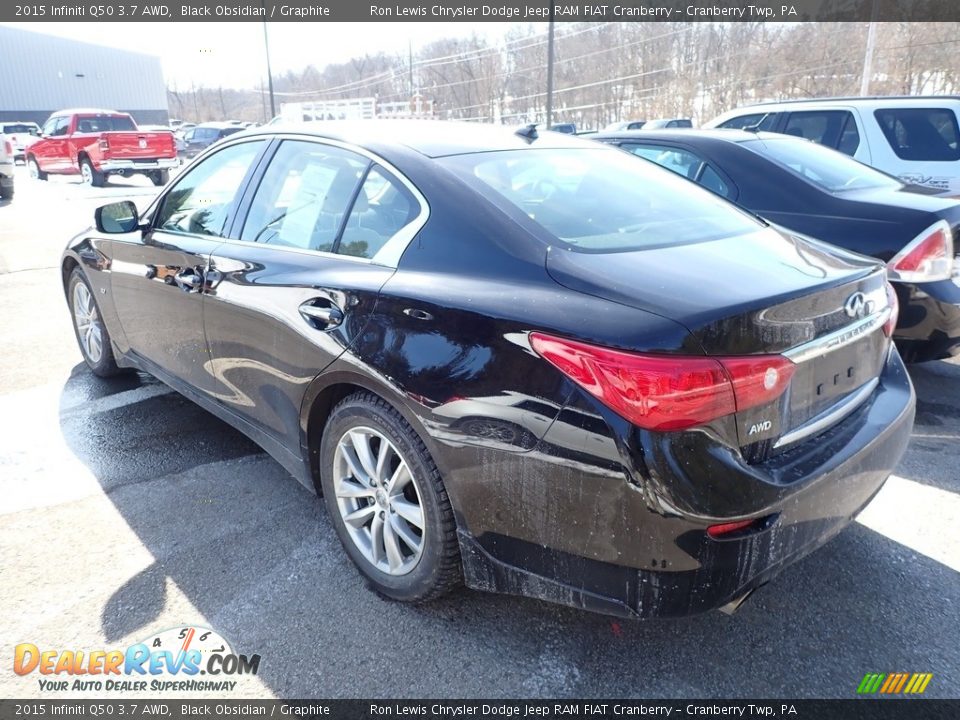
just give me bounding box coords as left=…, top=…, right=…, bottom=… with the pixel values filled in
left=515, top=123, right=539, bottom=142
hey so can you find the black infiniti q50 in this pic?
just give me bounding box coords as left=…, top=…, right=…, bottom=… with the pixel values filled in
left=63, top=122, right=915, bottom=618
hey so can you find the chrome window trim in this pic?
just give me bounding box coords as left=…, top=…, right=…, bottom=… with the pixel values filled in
left=783, top=307, right=891, bottom=365
left=773, top=376, right=880, bottom=449
left=215, top=132, right=430, bottom=268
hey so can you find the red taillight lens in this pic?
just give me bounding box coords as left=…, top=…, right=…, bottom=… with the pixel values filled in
left=3, top=140, right=11, bottom=156
left=529, top=333, right=795, bottom=432
left=887, top=220, right=954, bottom=282
left=98, top=137, right=109, bottom=152
left=707, top=519, right=755, bottom=539
left=883, top=282, right=899, bottom=338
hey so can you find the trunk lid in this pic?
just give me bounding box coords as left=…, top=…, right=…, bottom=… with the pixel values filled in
left=545, top=227, right=892, bottom=456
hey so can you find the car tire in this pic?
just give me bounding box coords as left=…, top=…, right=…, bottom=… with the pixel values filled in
left=68, top=268, right=123, bottom=377
left=150, top=169, right=170, bottom=186
left=27, top=157, right=47, bottom=180
left=80, top=158, right=104, bottom=187
left=0, top=182, right=12, bottom=200
left=319, top=392, right=462, bottom=603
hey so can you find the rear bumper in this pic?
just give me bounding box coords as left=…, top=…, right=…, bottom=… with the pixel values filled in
left=894, top=278, right=960, bottom=362
left=458, top=348, right=915, bottom=618
left=99, top=158, right=178, bottom=172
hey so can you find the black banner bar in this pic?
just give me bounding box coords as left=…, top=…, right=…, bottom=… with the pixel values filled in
left=4, top=0, right=960, bottom=23
left=0, top=700, right=957, bottom=720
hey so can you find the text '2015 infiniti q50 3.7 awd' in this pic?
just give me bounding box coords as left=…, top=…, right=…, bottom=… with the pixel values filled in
left=63, top=122, right=915, bottom=618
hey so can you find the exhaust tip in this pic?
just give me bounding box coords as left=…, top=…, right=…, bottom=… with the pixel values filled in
left=718, top=585, right=762, bottom=615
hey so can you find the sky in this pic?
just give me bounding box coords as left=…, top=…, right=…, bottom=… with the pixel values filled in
left=2, top=22, right=517, bottom=91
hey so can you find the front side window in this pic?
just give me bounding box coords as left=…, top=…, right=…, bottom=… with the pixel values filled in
left=155, top=140, right=265, bottom=237
left=741, top=137, right=901, bottom=193
left=782, top=110, right=857, bottom=153
left=874, top=107, right=960, bottom=161
left=440, top=148, right=760, bottom=253
left=241, top=140, right=368, bottom=252
left=45, top=117, right=70, bottom=137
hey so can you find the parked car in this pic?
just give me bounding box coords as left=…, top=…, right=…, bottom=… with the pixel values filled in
left=644, top=118, right=693, bottom=129
left=596, top=128, right=960, bottom=362
left=27, top=109, right=177, bottom=187
left=179, top=122, right=246, bottom=159
left=0, top=135, right=14, bottom=199
left=705, top=96, right=960, bottom=195
left=1, top=121, right=41, bottom=162
left=64, top=122, right=914, bottom=618
left=604, top=120, right=646, bottom=131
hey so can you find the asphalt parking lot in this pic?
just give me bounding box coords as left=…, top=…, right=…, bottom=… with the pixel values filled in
left=1, top=164, right=958, bottom=700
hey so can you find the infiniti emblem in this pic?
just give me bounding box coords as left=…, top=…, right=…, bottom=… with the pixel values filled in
left=843, top=291, right=874, bottom=319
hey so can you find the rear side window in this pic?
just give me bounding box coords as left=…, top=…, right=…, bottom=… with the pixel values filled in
left=241, top=140, right=368, bottom=252
left=874, top=108, right=960, bottom=161
left=440, top=148, right=760, bottom=253
left=624, top=144, right=702, bottom=179
left=782, top=110, right=859, bottom=155
left=719, top=113, right=778, bottom=131
left=339, top=167, right=419, bottom=258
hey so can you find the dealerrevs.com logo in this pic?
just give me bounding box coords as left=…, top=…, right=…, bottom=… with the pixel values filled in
left=14, top=626, right=261, bottom=693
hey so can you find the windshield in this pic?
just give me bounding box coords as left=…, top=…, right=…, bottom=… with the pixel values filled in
left=439, top=148, right=761, bottom=253
left=741, top=136, right=902, bottom=193
left=2, top=124, right=39, bottom=136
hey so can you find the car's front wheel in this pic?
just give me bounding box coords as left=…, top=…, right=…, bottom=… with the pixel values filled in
left=68, top=268, right=122, bottom=377
left=27, top=157, right=47, bottom=180
left=319, top=392, right=461, bottom=602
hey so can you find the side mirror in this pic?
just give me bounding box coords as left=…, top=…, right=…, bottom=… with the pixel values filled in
left=95, top=201, right=141, bottom=234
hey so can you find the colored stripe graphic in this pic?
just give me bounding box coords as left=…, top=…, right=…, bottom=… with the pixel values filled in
left=857, top=672, right=933, bottom=694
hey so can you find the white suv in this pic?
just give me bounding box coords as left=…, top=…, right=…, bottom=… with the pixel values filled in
left=705, top=96, right=960, bottom=194
left=0, top=134, right=14, bottom=200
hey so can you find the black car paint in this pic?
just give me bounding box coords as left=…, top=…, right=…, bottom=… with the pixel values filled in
left=62, top=124, right=915, bottom=618
left=596, top=129, right=960, bottom=362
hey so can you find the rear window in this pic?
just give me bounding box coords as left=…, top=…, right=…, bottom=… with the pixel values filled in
left=439, top=148, right=760, bottom=253
left=874, top=108, right=960, bottom=161
left=75, top=116, right=137, bottom=133
left=741, top=137, right=901, bottom=193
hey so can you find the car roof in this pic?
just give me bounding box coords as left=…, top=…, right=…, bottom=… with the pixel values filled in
left=594, top=128, right=763, bottom=144
left=52, top=109, right=130, bottom=117
left=734, top=95, right=960, bottom=108
left=241, top=120, right=600, bottom=158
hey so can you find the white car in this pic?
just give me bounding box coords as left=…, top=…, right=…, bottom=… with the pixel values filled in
left=0, top=135, right=14, bottom=199
left=0, top=121, right=41, bottom=163
left=705, top=96, right=960, bottom=195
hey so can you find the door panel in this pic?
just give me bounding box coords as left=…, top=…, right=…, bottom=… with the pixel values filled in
left=109, top=139, right=267, bottom=392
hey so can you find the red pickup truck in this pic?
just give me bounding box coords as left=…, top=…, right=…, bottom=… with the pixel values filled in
left=27, top=109, right=178, bottom=187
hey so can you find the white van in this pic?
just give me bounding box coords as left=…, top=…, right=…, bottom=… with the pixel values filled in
left=705, top=97, right=960, bottom=194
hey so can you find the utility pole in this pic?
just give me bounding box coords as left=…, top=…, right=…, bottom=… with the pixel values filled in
left=545, top=9, right=555, bottom=128
left=859, top=0, right=879, bottom=96
left=262, top=18, right=276, bottom=118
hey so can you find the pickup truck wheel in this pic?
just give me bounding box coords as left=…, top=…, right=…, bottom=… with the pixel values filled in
left=27, top=157, right=47, bottom=181
left=150, top=170, right=170, bottom=186
left=80, top=158, right=104, bottom=187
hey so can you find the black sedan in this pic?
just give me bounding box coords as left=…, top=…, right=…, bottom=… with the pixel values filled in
left=178, top=122, right=246, bottom=159
left=63, top=122, right=914, bottom=618
left=595, top=128, right=960, bottom=362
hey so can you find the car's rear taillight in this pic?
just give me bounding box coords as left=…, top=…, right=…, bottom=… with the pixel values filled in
left=98, top=137, right=110, bottom=152
left=883, top=282, right=899, bottom=338
left=529, top=333, right=795, bottom=432
left=886, top=220, right=954, bottom=282
left=3, top=139, right=11, bottom=156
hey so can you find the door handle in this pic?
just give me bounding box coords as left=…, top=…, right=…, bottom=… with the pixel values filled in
left=299, top=300, right=344, bottom=329
left=174, top=268, right=203, bottom=292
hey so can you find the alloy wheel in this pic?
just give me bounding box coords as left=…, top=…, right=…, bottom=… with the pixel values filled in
left=333, top=426, right=425, bottom=576
left=80, top=163, right=93, bottom=185
left=72, top=282, right=103, bottom=363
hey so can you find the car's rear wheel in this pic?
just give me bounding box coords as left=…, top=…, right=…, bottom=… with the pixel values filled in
left=27, top=157, right=47, bottom=180
left=68, top=268, right=122, bottom=377
left=319, top=392, right=461, bottom=602
left=80, top=158, right=104, bottom=187
left=149, top=170, right=170, bottom=186
left=0, top=181, right=12, bottom=200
